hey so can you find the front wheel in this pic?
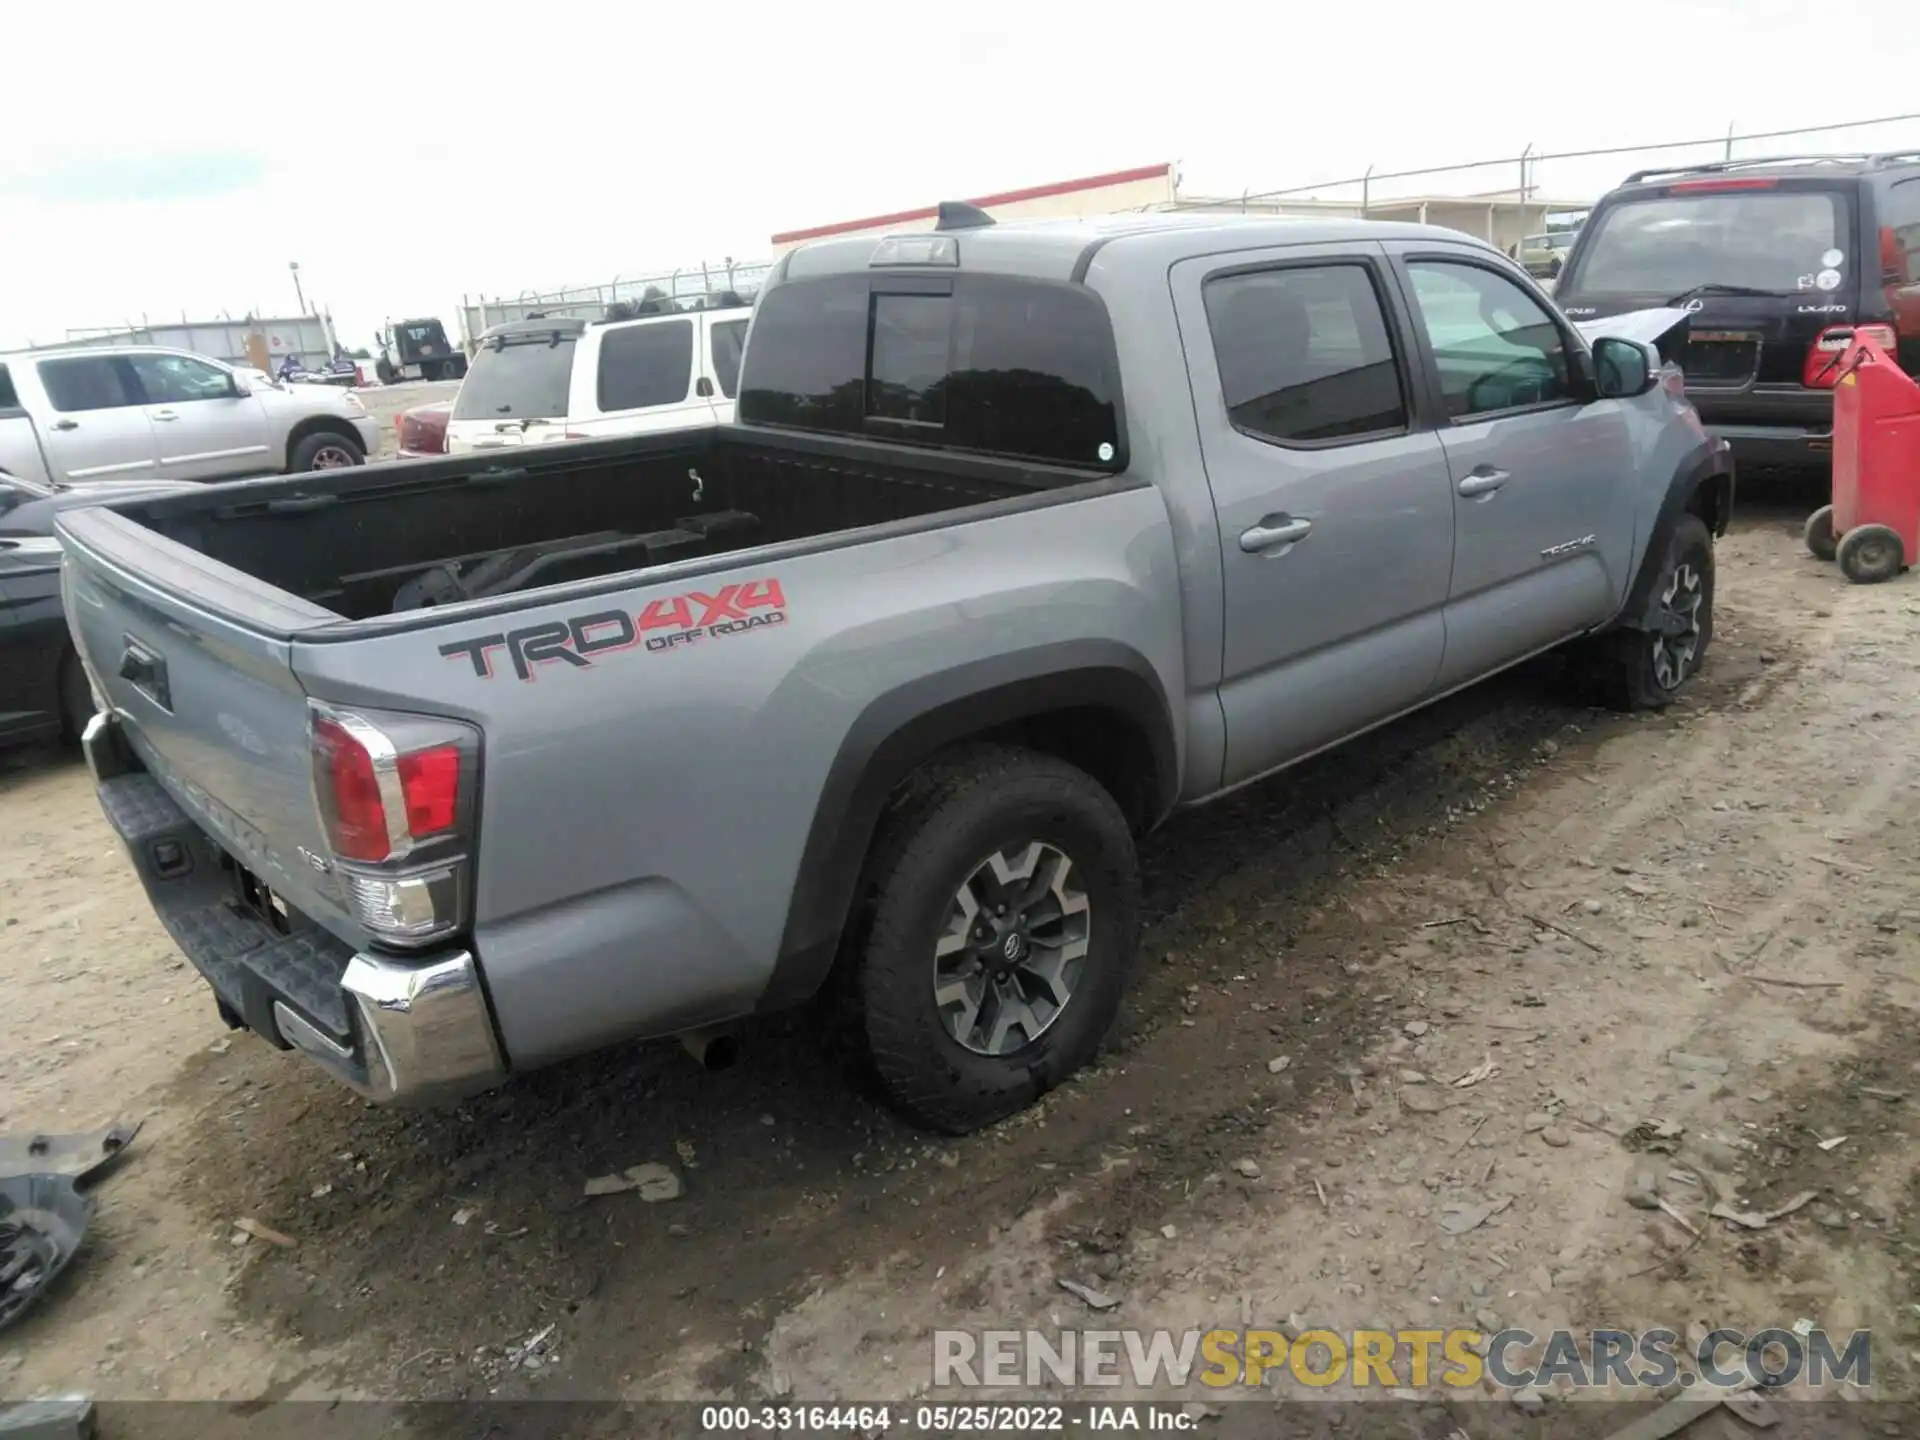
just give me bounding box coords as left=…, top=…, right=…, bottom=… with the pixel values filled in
left=290, top=431, right=365, bottom=471
left=1582, top=514, right=1715, bottom=711
left=1805, top=505, right=1838, bottom=562
left=1838, top=523, right=1906, bottom=584
left=856, top=745, right=1140, bottom=1134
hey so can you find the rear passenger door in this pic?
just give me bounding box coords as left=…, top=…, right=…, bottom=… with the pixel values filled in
left=31, top=355, right=156, bottom=481
left=1172, top=245, right=1456, bottom=787
left=570, top=315, right=710, bottom=439
left=1385, top=246, right=1634, bottom=687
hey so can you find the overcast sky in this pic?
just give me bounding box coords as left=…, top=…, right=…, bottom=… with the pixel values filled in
left=6, top=0, right=1920, bottom=350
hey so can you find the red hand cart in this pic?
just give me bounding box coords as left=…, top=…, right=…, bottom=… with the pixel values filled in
left=1806, top=331, right=1920, bottom=583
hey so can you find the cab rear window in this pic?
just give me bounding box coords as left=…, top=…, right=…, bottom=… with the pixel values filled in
left=738, top=273, right=1124, bottom=471
left=453, top=331, right=577, bottom=421
left=1570, top=189, right=1849, bottom=296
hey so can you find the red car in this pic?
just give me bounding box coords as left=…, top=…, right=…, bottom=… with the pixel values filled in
left=396, top=400, right=453, bottom=457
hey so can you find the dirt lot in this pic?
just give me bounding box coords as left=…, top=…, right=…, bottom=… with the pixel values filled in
left=5, top=500, right=1919, bottom=1432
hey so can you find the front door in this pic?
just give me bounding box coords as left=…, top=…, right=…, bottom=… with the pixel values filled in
left=1385, top=247, right=1637, bottom=689
left=32, top=355, right=156, bottom=481
left=126, top=352, right=274, bottom=480
left=1172, top=245, right=1457, bottom=788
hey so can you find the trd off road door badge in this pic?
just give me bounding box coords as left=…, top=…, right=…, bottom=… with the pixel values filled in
left=438, top=578, right=787, bottom=682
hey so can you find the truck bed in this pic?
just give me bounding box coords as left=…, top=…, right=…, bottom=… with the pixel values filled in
left=96, top=425, right=1047, bottom=622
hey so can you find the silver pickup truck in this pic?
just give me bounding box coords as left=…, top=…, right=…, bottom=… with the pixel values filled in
left=58, top=210, right=1731, bottom=1134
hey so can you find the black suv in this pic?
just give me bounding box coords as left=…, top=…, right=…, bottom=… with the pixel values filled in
left=1554, top=152, right=1920, bottom=472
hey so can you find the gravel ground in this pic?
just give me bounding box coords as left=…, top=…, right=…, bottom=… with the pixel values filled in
left=2, top=499, right=1915, bottom=1437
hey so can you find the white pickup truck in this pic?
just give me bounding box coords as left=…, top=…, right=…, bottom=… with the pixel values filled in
left=0, top=346, right=381, bottom=485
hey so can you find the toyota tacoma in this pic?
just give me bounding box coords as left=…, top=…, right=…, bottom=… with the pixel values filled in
left=57, top=208, right=1731, bottom=1133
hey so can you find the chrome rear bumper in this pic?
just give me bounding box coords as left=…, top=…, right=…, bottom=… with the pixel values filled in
left=86, top=710, right=505, bottom=1105
left=276, top=950, right=504, bottom=1104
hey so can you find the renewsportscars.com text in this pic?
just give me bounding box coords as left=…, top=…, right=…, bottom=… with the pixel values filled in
left=933, top=1326, right=1871, bottom=1391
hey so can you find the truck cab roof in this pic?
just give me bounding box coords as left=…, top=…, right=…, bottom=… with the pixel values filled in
left=779, top=211, right=1507, bottom=287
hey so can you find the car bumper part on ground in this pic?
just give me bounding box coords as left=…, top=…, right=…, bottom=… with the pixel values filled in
left=81, top=711, right=506, bottom=1105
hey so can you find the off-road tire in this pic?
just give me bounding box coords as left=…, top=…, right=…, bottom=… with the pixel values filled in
left=289, top=431, right=365, bottom=471
left=856, top=745, right=1139, bottom=1134
left=1804, top=504, right=1837, bottom=562
left=1583, top=514, right=1715, bottom=712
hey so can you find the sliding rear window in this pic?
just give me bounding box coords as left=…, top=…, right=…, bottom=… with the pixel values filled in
left=454, top=329, right=578, bottom=421
left=1568, top=187, right=1851, bottom=296
left=738, top=272, right=1124, bottom=471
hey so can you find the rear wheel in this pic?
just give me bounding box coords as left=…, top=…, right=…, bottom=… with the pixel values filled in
left=855, top=745, right=1140, bottom=1134
left=290, top=431, right=365, bottom=471
left=1837, top=523, right=1905, bottom=584
left=1804, top=505, right=1837, bottom=562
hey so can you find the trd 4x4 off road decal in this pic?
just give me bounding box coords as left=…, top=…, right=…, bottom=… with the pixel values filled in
left=438, top=578, right=786, bottom=682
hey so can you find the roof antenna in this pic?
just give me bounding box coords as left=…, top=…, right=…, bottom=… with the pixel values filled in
left=935, top=201, right=996, bottom=232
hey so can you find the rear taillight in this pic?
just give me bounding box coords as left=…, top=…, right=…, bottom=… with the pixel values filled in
left=313, top=715, right=394, bottom=861
left=1804, top=324, right=1898, bottom=388
left=310, top=705, right=479, bottom=947
left=398, top=747, right=460, bottom=835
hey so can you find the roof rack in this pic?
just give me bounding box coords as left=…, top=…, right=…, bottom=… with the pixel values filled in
left=1623, top=154, right=1879, bottom=184
left=600, top=289, right=754, bottom=323
left=1624, top=150, right=1920, bottom=185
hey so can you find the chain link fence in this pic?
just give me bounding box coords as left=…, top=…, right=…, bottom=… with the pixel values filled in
left=458, top=257, right=774, bottom=349
left=1194, top=112, right=1920, bottom=216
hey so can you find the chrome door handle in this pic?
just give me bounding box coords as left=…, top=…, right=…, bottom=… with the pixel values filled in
left=1457, top=469, right=1510, bottom=498
left=1240, top=516, right=1313, bottom=553
left=50, top=418, right=78, bottom=431
left=151, top=410, right=179, bottom=422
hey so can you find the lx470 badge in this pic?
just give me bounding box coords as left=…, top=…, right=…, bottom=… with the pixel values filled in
left=439, top=578, right=787, bottom=681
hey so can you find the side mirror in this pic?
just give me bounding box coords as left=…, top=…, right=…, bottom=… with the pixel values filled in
left=0, top=480, right=22, bottom=516
left=1592, top=336, right=1659, bottom=398
left=229, top=371, right=253, bottom=397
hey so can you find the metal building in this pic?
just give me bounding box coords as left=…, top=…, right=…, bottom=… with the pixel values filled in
left=42, top=314, right=337, bottom=370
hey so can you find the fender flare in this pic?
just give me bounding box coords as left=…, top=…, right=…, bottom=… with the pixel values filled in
left=758, top=640, right=1178, bottom=1011
left=1614, top=435, right=1734, bottom=629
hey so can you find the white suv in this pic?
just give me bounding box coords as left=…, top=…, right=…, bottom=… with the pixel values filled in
left=445, top=304, right=750, bottom=455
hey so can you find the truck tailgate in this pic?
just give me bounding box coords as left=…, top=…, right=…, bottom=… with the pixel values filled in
left=58, top=508, right=356, bottom=941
